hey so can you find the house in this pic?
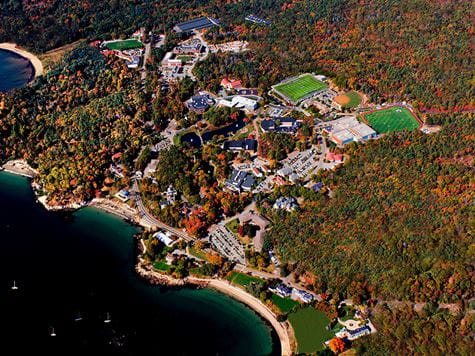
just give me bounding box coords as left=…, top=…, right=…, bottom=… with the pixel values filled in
left=174, top=39, right=202, bottom=54
left=221, top=78, right=243, bottom=90
left=245, top=14, right=272, bottom=25
left=162, top=52, right=182, bottom=67
left=241, top=175, right=256, bottom=192
left=252, top=167, right=263, bottom=177
left=115, top=189, right=130, bottom=202
left=238, top=213, right=270, bottom=252
left=336, top=325, right=371, bottom=341
left=292, top=288, right=314, bottom=303
left=273, top=197, right=298, bottom=211
left=223, top=139, right=257, bottom=152
left=219, top=96, right=258, bottom=111
left=310, top=182, right=324, bottom=192
left=326, top=152, right=344, bottom=163
left=260, top=117, right=300, bottom=133
left=225, top=170, right=255, bottom=192
left=237, top=88, right=258, bottom=96
left=269, top=284, right=292, bottom=298
left=187, top=95, right=214, bottom=113
left=126, top=55, right=140, bottom=69
left=153, top=231, right=175, bottom=247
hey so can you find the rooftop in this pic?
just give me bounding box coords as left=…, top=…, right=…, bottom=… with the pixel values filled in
left=174, top=17, right=220, bottom=32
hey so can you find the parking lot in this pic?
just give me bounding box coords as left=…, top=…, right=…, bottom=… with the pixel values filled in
left=209, top=226, right=245, bottom=264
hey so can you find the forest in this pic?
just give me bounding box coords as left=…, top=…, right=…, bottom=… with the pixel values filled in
left=1, top=0, right=473, bottom=110
left=266, top=115, right=474, bottom=304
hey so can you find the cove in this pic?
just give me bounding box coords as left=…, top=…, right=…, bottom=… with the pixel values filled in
left=0, top=172, right=278, bottom=355
left=0, top=49, right=35, bottom=91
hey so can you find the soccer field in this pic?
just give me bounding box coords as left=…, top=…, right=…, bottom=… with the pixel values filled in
left=362, top=106, right=421, bottom=133
left=105, top=39, right=143, bottom=51
left=274, top=74, right=327, bottom=103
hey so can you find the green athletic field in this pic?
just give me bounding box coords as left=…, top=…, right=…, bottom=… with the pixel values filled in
left=274, top=74, right=327, bottom=103
left=288, top=307, right=334, bottom=353
left=105, top=39, right=143, bottom=50
left=342, top=91, right=362, bottom=108
left=362, top=106, right=421, bottom=133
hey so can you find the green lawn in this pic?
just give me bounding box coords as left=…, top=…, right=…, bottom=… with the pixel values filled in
left=362, top=106, right=421, bottom=133
left=188, top=247, right=208, bottom=261
left=153, top=261, right=171, bottom=272
left=271, top=294, right=299, bottom=314
left=274, top=74, right=327, bottom=103
left=342, top=91, right=362, bottom=108
left=226, top=271, right=263, bottom=287
left=177, top=55, right=193, bottom=62
left=226, top=218, right=240, bottom=234
left=288, top=307, right=334, bottom=353
left=105, top=39, right=143, bottom=50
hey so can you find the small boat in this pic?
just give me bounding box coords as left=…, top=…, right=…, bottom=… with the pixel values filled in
left=11, top=281, right=18, bottom=290
left=50, top=327, right=56, bottom=337
left=74, top=312, right=83, bottom=322
left=104, top=312, right=111, bottom=323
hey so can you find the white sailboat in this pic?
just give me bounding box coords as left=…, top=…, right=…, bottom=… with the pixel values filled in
left=11, top=280, right=18, bottom=290
left=50, top=327, right=56, bottom=337
left=74, top=312, right=83, bottom=322
left=104, top=312, right=111, bottom=323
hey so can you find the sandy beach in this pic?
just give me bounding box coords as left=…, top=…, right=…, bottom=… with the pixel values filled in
left=0, top=42, right=44, bottom=77
left=136, top=259, right=295, bottom=355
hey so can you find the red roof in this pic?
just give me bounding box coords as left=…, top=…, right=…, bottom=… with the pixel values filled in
left=231, top=80, right=242, bottom=89
left=221, top=78, right=231, bottom=86
left=326, top=152, right=343, bottom=162
left=112, top=152, right=123, bottom=160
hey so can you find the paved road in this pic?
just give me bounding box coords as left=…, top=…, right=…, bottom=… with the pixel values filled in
left=131, top=180, right=193, bottom=241
left=141, top=42, right=151, bottom=84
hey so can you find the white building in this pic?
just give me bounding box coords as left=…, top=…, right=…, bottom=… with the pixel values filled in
left=153, top=231, right=175, bottom=247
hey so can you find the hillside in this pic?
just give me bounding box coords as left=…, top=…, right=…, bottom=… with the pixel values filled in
left=267, top=115, right=474, bottom=303
left=1, top=0, right=473, bottom=110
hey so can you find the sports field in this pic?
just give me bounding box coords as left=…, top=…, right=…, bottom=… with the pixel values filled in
left=274, top=74, right=327, bottom=103
left=362, top=106, right=421, bottom=133
left=288, top=307, right=334, bottom=353
left=334, top=91, right=362, bottom=108
left=105, top=39, right=143, bottom=51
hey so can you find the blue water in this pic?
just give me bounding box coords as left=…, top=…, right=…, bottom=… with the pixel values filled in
left=0, top=172, right=277, bottom=355
left=0, top=49, right=34, bottom=91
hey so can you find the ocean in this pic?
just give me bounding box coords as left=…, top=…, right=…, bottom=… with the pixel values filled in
left=0, top=172, right=278, bottom=355
left=0, top=49, right=34, bottom=91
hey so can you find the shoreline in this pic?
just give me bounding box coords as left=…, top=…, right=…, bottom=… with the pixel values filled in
left=0, top=165, right=295, bottom=354
left=0, top=42, right=44, bottom=78
left=136, top=258, right=294, bottom=356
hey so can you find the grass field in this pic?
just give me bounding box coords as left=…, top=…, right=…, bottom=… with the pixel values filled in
left=362, top=106, right=421, bottom=133
left=153, top=261, right=171, bottom=272
left=335, top=91, right=362, bottom=108
left=226, top=272, right=263, bottom=287
left=188, top=247, right=208, bottom=261
left=225, top=218, right=240, bottom=234
left=271, top=294, right=299, bottom=314
left=274, top=74, right=327, bottom=103
left=288, top=307, right=334, bottom=353
left=105, top=39, right=143, bottom=50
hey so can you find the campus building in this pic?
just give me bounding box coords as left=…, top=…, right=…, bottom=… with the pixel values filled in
left=223, top=139, right=257, bottom=152
left=174, top=17, right=220, bottom=32
left=260, top=117, right=300, bottom=133
left=323, top=116, right=377, bottom=145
